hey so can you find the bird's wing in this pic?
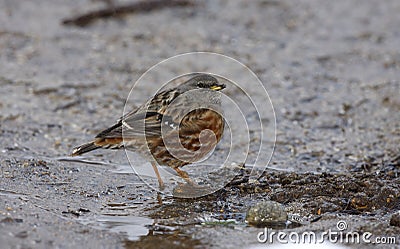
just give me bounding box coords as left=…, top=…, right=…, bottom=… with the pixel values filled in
left=122, top=111, right=163, bottom=137
left=96, top=88, right=182, bottom=139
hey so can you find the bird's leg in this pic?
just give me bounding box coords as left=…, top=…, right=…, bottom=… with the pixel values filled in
left=151, top=162, right=165, bottom=190
left=174, top=167, right=195, bottom=186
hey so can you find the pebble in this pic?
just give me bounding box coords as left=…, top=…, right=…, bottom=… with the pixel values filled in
left=389, top=211, right=400, bottom=227
left=246, top=201, right=287, bottom=227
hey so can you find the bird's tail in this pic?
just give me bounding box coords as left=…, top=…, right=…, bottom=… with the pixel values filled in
left=71, top=141, right=100, bottom=156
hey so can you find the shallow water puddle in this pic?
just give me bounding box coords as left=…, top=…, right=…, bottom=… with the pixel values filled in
left=79, top=215, right=154, bottom=241
left=111, top=163, right=136, bottom=174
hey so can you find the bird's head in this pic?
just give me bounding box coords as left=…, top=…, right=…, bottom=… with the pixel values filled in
left=180, top=74, right=226, bottom=92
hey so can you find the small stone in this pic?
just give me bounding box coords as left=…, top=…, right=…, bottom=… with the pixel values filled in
left=389, top=211, right=400, bottom=227
left=1, top=217, right=23, bottom=223
left=14, top=230, right=28, bottom=239
left=246, top=201, right=287, bottom=227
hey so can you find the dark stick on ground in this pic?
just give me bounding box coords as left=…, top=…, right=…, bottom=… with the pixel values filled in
left=62, top=0, right=195, bottom=27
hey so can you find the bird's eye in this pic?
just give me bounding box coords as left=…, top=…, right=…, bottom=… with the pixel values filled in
left=197, top=81, right=205, bottom=88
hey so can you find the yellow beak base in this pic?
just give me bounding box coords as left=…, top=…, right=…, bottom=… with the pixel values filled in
left=210, top=85, right=222, bottom=91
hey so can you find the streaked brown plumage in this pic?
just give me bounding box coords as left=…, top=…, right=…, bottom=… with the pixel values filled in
left=72, top=74, right=225, bottom=188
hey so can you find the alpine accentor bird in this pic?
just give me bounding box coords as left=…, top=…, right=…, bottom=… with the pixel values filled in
left=72, top=74, right=226, bottom=189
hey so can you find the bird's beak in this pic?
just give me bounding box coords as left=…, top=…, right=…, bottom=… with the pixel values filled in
left=210, top=85, right=225, bottom=91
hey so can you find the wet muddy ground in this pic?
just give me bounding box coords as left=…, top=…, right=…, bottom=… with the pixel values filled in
left=1, top=0, right=399, bottom=248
